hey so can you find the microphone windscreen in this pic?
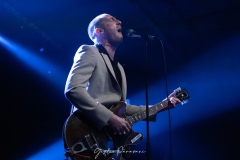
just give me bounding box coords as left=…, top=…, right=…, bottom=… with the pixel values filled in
left=126, top=29, right=135, bottom=37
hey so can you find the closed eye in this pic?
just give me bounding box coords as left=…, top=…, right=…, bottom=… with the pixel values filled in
left=109, top=17, right=116, bottom=22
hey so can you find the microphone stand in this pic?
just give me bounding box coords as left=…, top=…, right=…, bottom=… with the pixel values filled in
left=127, top=29, right=171, bottom=159
left=143, top=35, right=151, bottom=160
left=126, top=30, right=157, bottom=160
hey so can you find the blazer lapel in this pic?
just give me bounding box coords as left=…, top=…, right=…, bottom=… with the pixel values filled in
left=99, top=50, right=124, bottom=99
left=101, top=53, right=117, bottom=80
left=118, top=63, right=127, bottom=100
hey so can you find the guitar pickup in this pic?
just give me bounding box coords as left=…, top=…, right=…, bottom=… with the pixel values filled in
left=85, top=133, right=100, bottom=150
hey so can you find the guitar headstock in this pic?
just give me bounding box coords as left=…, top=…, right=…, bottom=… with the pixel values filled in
left=174, top=87, right=190, bottom=105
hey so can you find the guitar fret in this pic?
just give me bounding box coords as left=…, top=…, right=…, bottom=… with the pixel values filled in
left=144, top=111, right=147, bottom=119
left=134, top=115, right=139, bottom=121
left=129, top=119, right=133, bottom=125
left=138, top=113, right=142, bottom=119
left=132, top=117, right=135, bottom=123
left=125, top=100, right=172, bottom=126
left=150, top=108, right=154, bottom=115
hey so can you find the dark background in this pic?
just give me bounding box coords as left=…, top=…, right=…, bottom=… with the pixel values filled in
left=1, top=0, right=240, bottom=159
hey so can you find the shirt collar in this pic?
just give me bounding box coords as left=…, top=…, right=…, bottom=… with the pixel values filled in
left=95, top=43, right=119, bottom=64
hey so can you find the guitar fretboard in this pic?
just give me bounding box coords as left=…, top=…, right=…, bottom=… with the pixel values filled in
left=125, top=100, right=169, bottom=126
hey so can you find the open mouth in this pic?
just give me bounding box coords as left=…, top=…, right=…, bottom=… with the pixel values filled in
left=117, top=28, right=122, bottom=33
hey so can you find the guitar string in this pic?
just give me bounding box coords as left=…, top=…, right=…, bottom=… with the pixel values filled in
left=125, top=103, right=162, bottom=126
left=84, top=102, right=164, bottom=149
left=94, top=130, right=111, bottom=144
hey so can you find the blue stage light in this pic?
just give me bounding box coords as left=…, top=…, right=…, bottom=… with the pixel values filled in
left=0, top=35, right=66, bottom=88
left=26, top=139, right=65, bottom=160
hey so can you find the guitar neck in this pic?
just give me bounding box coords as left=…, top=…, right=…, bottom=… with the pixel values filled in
left=125, top=100, right=169, bottom=126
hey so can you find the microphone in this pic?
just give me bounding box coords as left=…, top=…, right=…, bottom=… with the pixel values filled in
left=126, top=29, right=155, bottom=40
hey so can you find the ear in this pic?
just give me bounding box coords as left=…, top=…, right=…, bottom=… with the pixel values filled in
left=94, top=28, right=104, bottom=35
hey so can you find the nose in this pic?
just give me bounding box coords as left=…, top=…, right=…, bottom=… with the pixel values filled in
left=116, top=19, right=121, bottom=25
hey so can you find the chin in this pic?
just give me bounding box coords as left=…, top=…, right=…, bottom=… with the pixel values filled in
left=117, top=38, right=123, bottom=45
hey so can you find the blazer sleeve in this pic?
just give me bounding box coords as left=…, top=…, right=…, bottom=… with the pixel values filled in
left=65, top=45, right=113, bottom=130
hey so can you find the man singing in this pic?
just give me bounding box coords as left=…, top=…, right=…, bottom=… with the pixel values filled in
left=64, top=13, right=180, bottom=159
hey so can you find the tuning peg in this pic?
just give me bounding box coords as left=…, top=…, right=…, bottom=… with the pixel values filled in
left=181, top=100, right=189, bottom=105
left=175, top=87, right=181, bottom=93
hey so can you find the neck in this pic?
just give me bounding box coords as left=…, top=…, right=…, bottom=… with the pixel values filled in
left=101, top=42, right=118, bottom=61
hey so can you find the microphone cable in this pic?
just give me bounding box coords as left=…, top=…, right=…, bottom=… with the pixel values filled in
left=154, top=36, right=172, bottom=160
left=126, top=29, right=172, bottom=160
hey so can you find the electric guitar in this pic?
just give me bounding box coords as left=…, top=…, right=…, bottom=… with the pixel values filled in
left=63, top=87, right=189, bottom=160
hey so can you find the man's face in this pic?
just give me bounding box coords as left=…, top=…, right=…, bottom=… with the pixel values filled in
left=100, top=14, right=123, bottom=46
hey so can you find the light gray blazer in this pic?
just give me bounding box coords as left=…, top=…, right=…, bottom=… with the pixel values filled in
left=65, top=45, right=145, bottom=129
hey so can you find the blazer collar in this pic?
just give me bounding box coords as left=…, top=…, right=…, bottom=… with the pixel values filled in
left=95, top=44, right=127, bottom=101
left=95, top=44, right=117, bottom=79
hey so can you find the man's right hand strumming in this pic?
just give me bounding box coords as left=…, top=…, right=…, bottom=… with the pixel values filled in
left=108, top=114, right=131, bottom=135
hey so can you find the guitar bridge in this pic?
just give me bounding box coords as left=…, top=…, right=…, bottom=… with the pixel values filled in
left=65, top=133, right=99, bottom=155
left=65, top=139, right=88, bottom=155
left=85, top=133, right=100, bottom=150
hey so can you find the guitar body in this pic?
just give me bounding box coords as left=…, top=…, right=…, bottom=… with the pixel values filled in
left=63, top=102, right=144, bottom=160
left=63, top=88, right=189, bottom=160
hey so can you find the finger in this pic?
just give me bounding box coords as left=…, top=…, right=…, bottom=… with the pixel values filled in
left=169, top=99, right=176, bottom=106
left=121, top=126, right=129, bottom=133
left=170, top=97, right=175, bottom=102
left=126, top=123, right=131, bottom=131
left=119, top=127, right=126, bottom=135
left=173, top=98, right=181, bottom=104
left=171, top=98, right=176, bottom=103
left=171, top=101, right=176, bottom=105
left=170, top=103, right=176, bottom=107
left=123, top=119, right=131, bottom=131
left=168, top=91, right=176, bottom=98
left=171, top=97, right=181, bottom=103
